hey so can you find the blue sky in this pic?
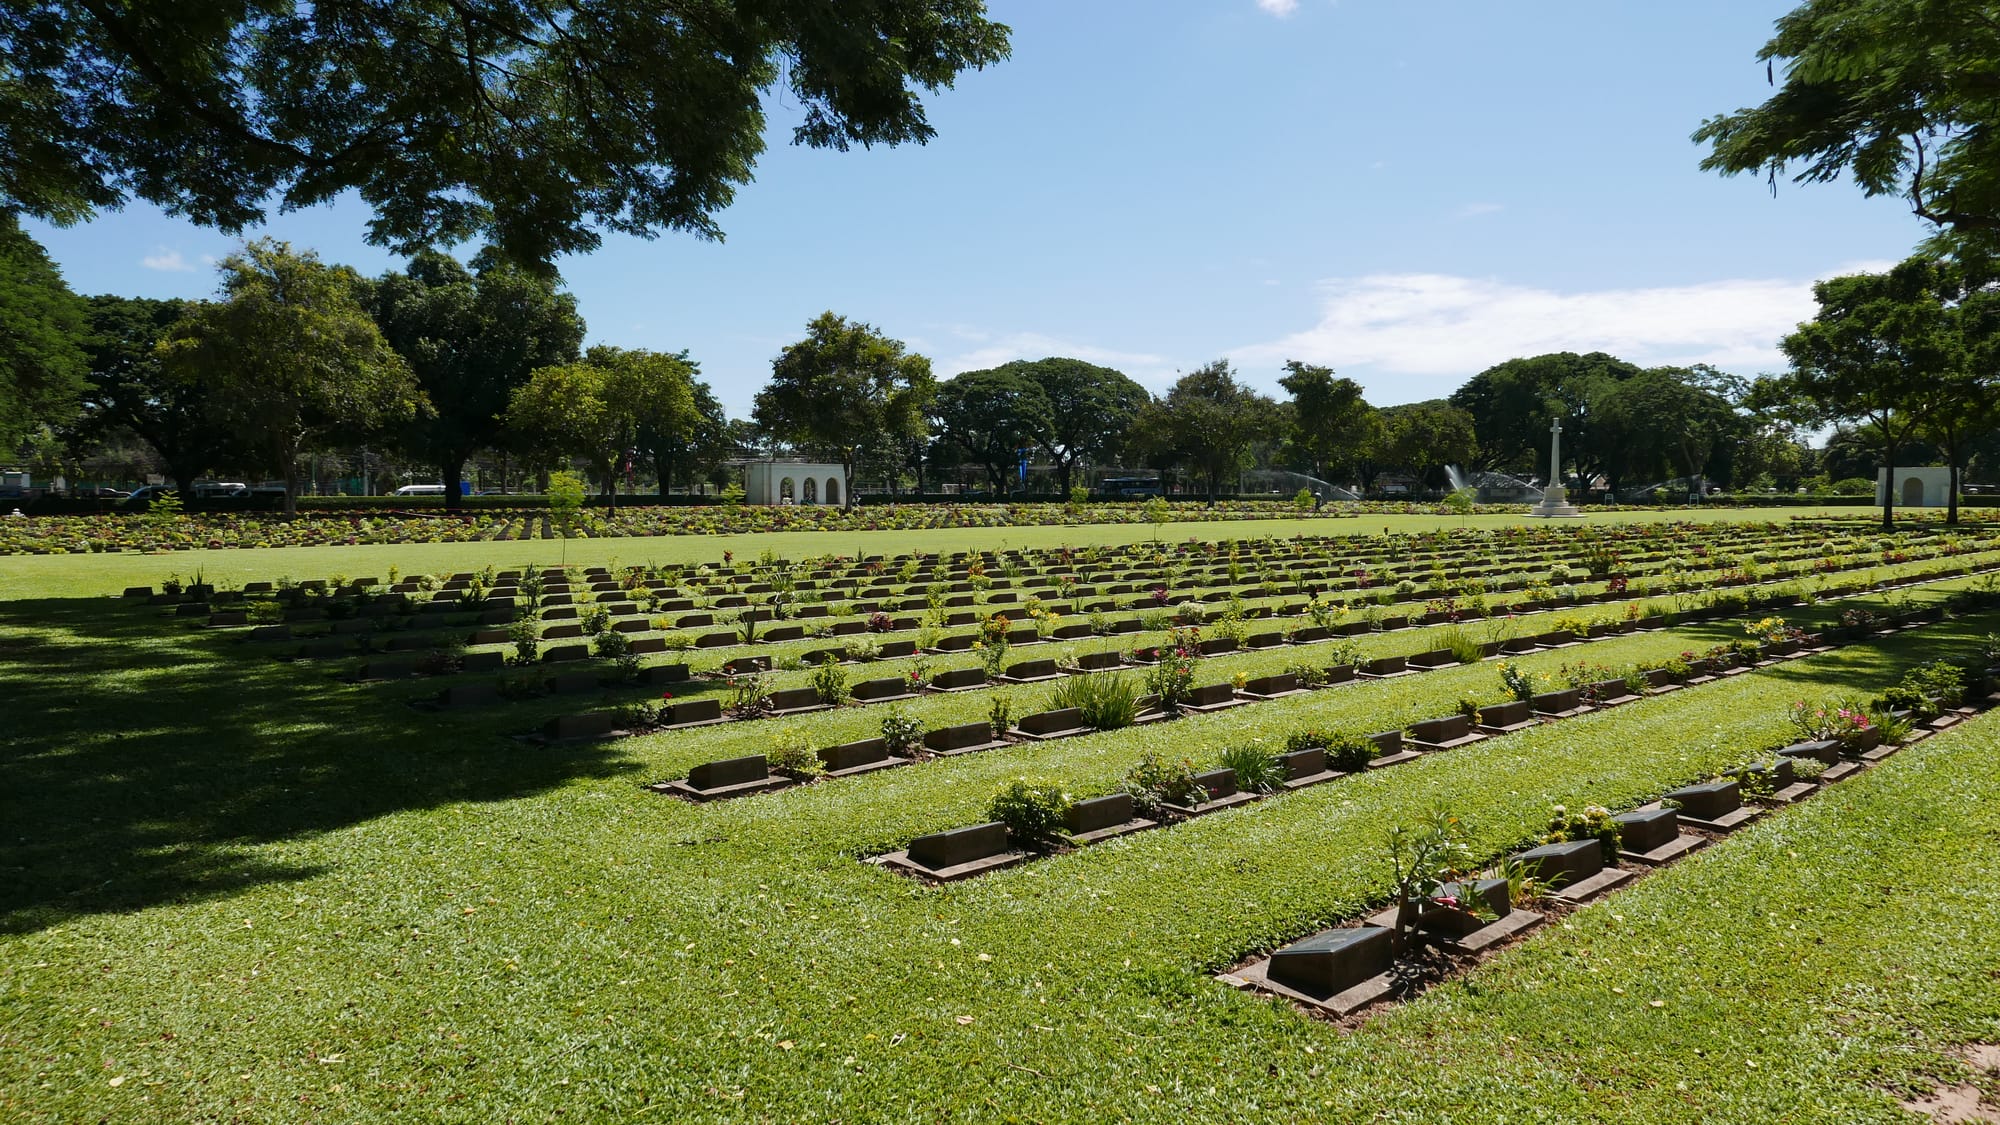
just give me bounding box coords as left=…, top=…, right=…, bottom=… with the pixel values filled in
left=25, top=1, right=1931, bottom=418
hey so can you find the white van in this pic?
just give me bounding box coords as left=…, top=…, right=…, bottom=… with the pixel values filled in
left=392, top=484, right=446, bottom=497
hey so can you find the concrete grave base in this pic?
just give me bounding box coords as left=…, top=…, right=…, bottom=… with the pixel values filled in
left=1820, top=761, right=1867, bottom=784
left=1620, top=834, right=1705, bottom=866
left=1646, top=802, right=1763, bottom=834
left=1221, top=959, right=1396, bottom=1018
left=1065, top=817, right=1157, bottom=846
left=877, top=848, right=1026, bottom=883
left=1160, top=791, right=1258, bottom=818
left=1545, top=866, right=1637, bottom=905
left=1767, top=781, right=1819, bottom=804
left=1367, top=749, right=1427, bottom=770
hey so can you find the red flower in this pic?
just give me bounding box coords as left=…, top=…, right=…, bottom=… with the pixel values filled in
left=661, top=691, right=674, bottom=700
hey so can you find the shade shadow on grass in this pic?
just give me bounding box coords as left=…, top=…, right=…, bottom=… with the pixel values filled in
left=0, top=598, right=639, bottom=934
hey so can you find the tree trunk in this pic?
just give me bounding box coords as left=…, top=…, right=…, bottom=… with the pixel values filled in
left=1881, top=447, right=1896, bottom=532
left=442, top=451, right=467, bottom=512
left=1054, top=456, right=1072, bottom=496
left=842, top=450, right=857, bottom=511
left=166, top=457, right=204, bottom=495
left=1944, top=435, right=1963, bottom=525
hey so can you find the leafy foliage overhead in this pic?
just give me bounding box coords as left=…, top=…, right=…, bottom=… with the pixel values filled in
left=0, top=1, right=1011, bottom=264
left=0, top=211, right=87, bottom=447
left=1694, top=0, right=2000, bottom=256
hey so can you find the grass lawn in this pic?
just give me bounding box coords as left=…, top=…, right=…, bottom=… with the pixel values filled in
left=4, top=519, right=1998, bottom=1122
left=0, top=503, right=1888, bottom=600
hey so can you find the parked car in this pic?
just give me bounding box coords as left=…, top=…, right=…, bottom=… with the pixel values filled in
left=120, top=485, right=180, bottom=509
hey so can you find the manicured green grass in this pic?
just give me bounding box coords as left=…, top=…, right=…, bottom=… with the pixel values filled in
left=0, top=504, right=1880, bottom=601
left=5, top=514, right=1997, bottom=1125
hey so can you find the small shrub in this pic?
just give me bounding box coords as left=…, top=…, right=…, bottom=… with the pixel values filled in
left=1875, top=660, right=1968, bottom=719
left=727, top=672, right=772, bottom=717
left=1045, top=672, right=1141, bottom=730
left=880, top=707, right=927, bottom=757
left=809, top=654, right=849, bottom=705
left=507, top=615, right=540, bottom=665
left=1437, top=624, right=1483, bottom=665
left=987, top=777, right=1074, bottom=850
left=592, top=630, right=630, bottom=660
left=1220, top=741, right=1284, bottom=794
left=1122, top=753, right=1205, bottom=817
left=988, top=696, right=1012, bottom=738
left=614, top=700, right=660, bottom=729
left=1542, top=803, right=1621, bottom=863
left=1144, top=626, right=1201, bottom=711
left=1787, top=698, right=1875, bottom=750
left=766, top=724, right=824, bottom=779
left=1385, top=806, right=1481, bottom=951
left=1286, top=728, right=1377, bottom=772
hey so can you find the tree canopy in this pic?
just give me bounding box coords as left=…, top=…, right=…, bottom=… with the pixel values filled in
left=931, top=366, right=1053, bottom=492
left=1377, top=400, right=1477, bottom=492
left=506, top=346, right=698, bottom=502
left=1, top=1, right=1011, bottom=265
left=1449, top=351, right=1642, bottom=482
left=1136, top=361, right=1283, bottom=504
left=158, top=240, right=423, bottom=512
left=1008, top=357, right=1150, bottom=493
left=1778, top=256, right=1962, bottom=528
left=1277, top=360, right=1377, bottom=484
left=78, top=293, right=243, bottom=492
left=1695, top=0, right=2000, bottom=257
left=371, top=251, right=584, bottom=507
left=0, top=211, right=87, bottom=448
left=753, top=312, right=934, bottom=508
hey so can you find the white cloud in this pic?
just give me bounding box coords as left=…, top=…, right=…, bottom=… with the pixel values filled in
left=1231, top=265, right=1897, bottom=399
left=141, top=247, right=196, bottom=272
left=1454, top=202, right=1504, bottom=219
left=1256, top=0, right=1299, bottom=16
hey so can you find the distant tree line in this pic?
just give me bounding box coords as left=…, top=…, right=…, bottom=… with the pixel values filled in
left=5, top=222, right=1998, bottom=519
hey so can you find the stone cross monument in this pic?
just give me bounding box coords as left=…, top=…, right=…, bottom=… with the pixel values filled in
left=1529, top=416, right=1582, bottom=518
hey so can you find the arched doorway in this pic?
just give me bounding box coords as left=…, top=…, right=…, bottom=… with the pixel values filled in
left=779, top=477, right=795, bottom=503
left=1902, top=476, right=1924, bottom=507
left=825, top=477, right=841, bottom=506
left=801, top=477, right=818, bottom=504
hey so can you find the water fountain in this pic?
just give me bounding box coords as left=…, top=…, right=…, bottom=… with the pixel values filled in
left=1444, top=465, right=1543, bottom=504
left=1245, top=469, right=1361, bottom=503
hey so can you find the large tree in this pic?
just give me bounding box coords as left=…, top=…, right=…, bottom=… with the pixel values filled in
left=753, top=312, right=934, bottom=509
left=158, top=240, right=423, bottom=513
left=1009, top=357, right=1149, bottom=494
left=1, top=2, right=1010, bottom=266
left=1277, top=360, right=1377, bottom=484
left=647, top=380, right=733, bottom=496
left=370, top=251, right=584, bottom=508
left=78, top=294, right=241, bottom=492
left=1695, top=0, right=2000, bottom=257
left=506, top=346, right=698, bottom=503
left=0, top=211, right=87, bottom=447
left=1596, top=365, right=1747, bottom=501
left=1449, top=351, right=1642, bottom=483
left=931, top=366, right=1053, bottom=493
left=1778, top=257, right=1959, bottom=530
left=1377, top=400, right=1478, bottom=494
left=1137, top=361, right=1283, bottom=504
